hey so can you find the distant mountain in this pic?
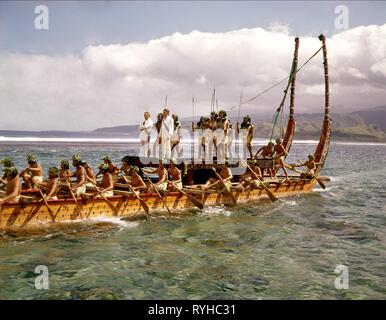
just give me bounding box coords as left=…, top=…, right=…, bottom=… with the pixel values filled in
left=1, top=106, right=386, bottom=142
left=350, top=105, right=386, bottom=131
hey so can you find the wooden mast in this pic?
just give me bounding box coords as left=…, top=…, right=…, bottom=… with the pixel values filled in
left=282, top=37, right=299, bottom=155
left=314, top=34, right=331, bottom=175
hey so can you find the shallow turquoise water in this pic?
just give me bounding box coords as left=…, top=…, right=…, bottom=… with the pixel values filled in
left=0, top=141, right=385, bottom=299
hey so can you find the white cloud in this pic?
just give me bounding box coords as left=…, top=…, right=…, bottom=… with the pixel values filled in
left=0, top=24, right=386, bottom=131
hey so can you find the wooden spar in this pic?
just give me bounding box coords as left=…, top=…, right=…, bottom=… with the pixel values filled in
left=282, top=37, right=299, bottom=155
left=192, top=97, right=195, bottom=163
left=289, top=37, right=299, bottom=120
left=313, top=34, right=331, bottom=176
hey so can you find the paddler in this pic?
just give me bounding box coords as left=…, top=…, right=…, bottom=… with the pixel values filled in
left=235, top=160, right=262, bottom=191
left=81, top=161, right=97, bottom=185
left=119, top=156, right=132, bottom=183
left=95, top=163, right=114, bottom=198
left=291, top=155, right=319, bottom=178
left=167, top=159, right=182, bottom=190
left=142, top=161, right=168, bottom=192
left=128, top=166, right=147, bottom=192
left=59, top=159, right=71, bottom=182
left=0, top=167, right=21, bottom=205
left=102, top=156, right=120, bottom=175
left=0, top=157, right=15, bottom=185
left=69, top=154, right=87, bottom=197
left=201, top=162, right=233, bottom=191
left=20, top=154, right=44, bottom=189
left=41, top=167, right=60, bottom=200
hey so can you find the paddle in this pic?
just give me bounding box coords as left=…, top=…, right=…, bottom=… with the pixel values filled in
left=169, top=180, right=204, bottom=209
left=143, top=173, right=172, bottom=215
left=37, top=187, right=55, bottom=221
left=211, top=167, right=237, bottom=205
left=296, top=160, right=326, bottom=190
left=65, top=180, right=83, bottom=218
left=239, top=158, right=278, bottom=203
left=126, top=183, right=150, bottom=215
left=88, top=179, right=119, bottom=215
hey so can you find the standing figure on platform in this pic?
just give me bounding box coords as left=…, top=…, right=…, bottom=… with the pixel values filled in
left=193, top=116, right=210, bottom=162
left=273, top=138, right=289, bottom=182
left=153, top=112, right=163, bottom=159
left=207, top=112, right=218, bottom=162
left=171, top=114, right=182, bottom=159
left=237, top=115, right=254, bottom=159
left=215, top=110, right=229, bottom=163
left=226, top=120, right=234, bottom=160
left=159, top=108, right=174, bottom=161
left=139, top=111, right=153, bottom=158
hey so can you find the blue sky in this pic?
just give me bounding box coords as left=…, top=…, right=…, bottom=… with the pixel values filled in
left=1, top=1, right=385, bottom=54
left=0, top=1, right=385, bottom=130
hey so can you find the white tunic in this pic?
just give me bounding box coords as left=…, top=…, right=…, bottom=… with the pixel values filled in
left=160, top=115, right=174, bottom=160
left=160, top=115, right=174, bottom=140
left=139, top=118, right=154, bottom=141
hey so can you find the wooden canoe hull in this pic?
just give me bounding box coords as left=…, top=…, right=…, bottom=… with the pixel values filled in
left=0, top=178, right=317, bottom=229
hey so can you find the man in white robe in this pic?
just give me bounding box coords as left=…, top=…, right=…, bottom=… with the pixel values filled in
left=139, top=112, right=153, bottom=157
left=160, top=108, right=174, bottom=161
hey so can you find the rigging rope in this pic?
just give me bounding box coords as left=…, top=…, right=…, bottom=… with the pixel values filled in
left=228, top=45, right=323, bottom=111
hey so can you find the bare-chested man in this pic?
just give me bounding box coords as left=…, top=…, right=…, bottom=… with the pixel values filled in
left=0, top=157, right=15, bottom=187
left=41, top=167, right=60, bottom=200
left=59, top=159, right=71, bottom=182
left=167, top=159, right=182, bottom=190
left=95, top=164, right=114, bottom=198
left=142, top=162, right=168, bottom=192
left=292, top=155, right=319, bottom=179
left=255, top=142, right=274, bottom=159
left=81, top=161, right=96, bottom=185
left=237, top=115, right=254, bottom=159
left=118, top=156, right=132, bottom=183
left=273, top=138, right=289, bottom=182
left=127, top=166, right=146, bottom=192
left=202, top=162, right=233, bottom=191
left=69, top=155, right=87, bottom=197
left=103, top=156, right=119, bottom=175
left=96, top=156, right=119, bottom=179
left=236, top=160, right=262, bottom=191
left=0, top=167, right=21, bottom=204
left=254, top=142, right=275, bottom=177
left=20, top=154, right=44, bottom=189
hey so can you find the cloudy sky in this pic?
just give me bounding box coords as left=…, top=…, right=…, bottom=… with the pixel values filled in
left=0, top=1, right=385, bottom=131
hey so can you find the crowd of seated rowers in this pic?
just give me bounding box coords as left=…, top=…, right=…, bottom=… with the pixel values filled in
left=0, top=150, right=319, bottom=205
left=0, top=154, right=184, bottom=204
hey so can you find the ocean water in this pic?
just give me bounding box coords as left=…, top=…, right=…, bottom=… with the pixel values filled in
left=0, top=140, right=385, bottom=299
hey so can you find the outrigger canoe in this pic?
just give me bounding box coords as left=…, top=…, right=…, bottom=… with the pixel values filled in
left=0, top=34, right=331, bottom=230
